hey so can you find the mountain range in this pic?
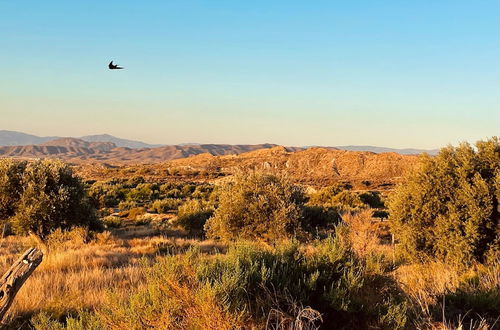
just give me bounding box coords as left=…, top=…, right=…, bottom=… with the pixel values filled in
left=0, top=130, right=162, bottom=148
left=0, top=130, right=438, bottom=164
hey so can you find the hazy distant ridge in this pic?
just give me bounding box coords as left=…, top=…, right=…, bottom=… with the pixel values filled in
left=0, top=131, right=438, bottom=161
left=335, top=145, right=438, bottom=155
left=0, top=130, right=161, bottom=149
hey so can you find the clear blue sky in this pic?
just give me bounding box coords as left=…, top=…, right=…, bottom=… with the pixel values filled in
left=1, top=1, right=498, bottom=148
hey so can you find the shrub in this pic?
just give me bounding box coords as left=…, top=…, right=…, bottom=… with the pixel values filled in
left=174, top=199, right=213, bottom=235
left=308, top=184, right=344, bottom=206
left=204, top=172, right=306, bottom=242
left=0, top=159, right=98, bottom=240
left=359, top=191, right=385, bottom=208
left=341, top=210, right=380, bottom=258
left=35, top=236, right=408, bottom=329
left=151, top=198, right=182, bottom=213
left=164, top=188, right=182, bottom=198
left=389, top=138, right=500, bottom=265
left=126, top=183, right=159, bottom=202
left=127, top=207, right=146, bottom=220
left=301, top=205, right=340, bottom=232
left=46, top=227, right=91, bottom=249
left=88, top=182, right=126, bottom=208
left=118, top=200, right=138, bottom=211
left=329, top=191, right=365, bottom=212
left=102, top=215, right=122, bottom=228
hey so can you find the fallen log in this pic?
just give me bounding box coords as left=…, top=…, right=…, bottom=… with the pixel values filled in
left=0, top=247, right=43, bottom=323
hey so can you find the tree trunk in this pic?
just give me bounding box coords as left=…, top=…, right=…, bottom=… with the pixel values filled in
left=0, top=247, right=43, bottom=323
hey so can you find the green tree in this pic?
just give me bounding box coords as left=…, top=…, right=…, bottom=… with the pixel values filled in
left=205, top=172, right=306, bottom=241
left=174, top=199, right=213, bottom=235
left=389, top=138, right=500, bottom=265
left=0, top=159, right=27, bottom=220
left=1, top=159, right=98, bottom=240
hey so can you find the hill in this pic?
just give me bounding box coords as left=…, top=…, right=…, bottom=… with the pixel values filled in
left=167, top=146, right=418, bottom=187
left=0, top=130, right=160, bottom=149
left=0, top=130, right=58, bottom=146
left=0, top=138, right=299, bottom=163
left=335, top=145, right=438, bottom=155
left=74, top=146, right=419, bottom=189
left=80, top=134, right=163, bottom=148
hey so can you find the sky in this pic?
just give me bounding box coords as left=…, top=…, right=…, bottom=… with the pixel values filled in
left=1, top=1, right=499, bottom=149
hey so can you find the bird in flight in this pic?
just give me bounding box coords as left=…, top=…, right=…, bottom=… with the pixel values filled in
left=108, top=61, right=124, bottom=70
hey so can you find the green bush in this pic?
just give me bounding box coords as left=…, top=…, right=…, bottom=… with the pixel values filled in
left=151, top=198, right=183, bottom=213
left=359, top=191, right=385, bottom=208
left=118, top=200, right=138, bottom=211
left=102, top=215, right=122, bottom=228
left=329, top=191, right=365, bottom=212
left=301, top=205, right=341, bottom=232
left=389, top=138, right=500, bottom=265
left=174, top=199, right=213, bottom=235
left=204, top=172, right=306, bottom=242
left=0, top=159, right=98, bottom=240
left=88, top=181, right=126, bottom=208
left=33, top=236, right=408, bottom=329
left=308, top=184, right=344, bottom=206
left=126, top=183, right=159, bottom=202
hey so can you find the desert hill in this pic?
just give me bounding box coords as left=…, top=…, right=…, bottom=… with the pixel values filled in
left=0, top=138, right=302, bottom=163
left=167, top=146, right=418, bottom=187
left=74, top=146, right=419, bottom=189
left=1, top=130, right=438, bottom=155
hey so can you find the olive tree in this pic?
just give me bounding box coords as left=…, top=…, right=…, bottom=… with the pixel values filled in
left=389, top=138, right=500, bottom=265
left=0, top=159, right=98, bottom=240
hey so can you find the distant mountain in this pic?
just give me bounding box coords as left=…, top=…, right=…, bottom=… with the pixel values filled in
left=0, top=138, right=116, bottom=158
left=0, top=130, right=161, bottom=149
left=40, top=138, right=116, bottom=152
left=0, top=138, right=298, bottom=163
left=334, top=145, right=439, bottom=155
left=80, top=134, right=163, bottom=149
left=0, top=130, right=58, bottom=146
left=0, top=130, right=438, bottom=158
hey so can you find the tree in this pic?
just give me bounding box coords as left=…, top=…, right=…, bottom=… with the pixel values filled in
left=389, top=138, right=500, bottom=265
left=0, top=160, right=27, bottom=220
left=204, top=172, right=306, bottom=241
left=0, top=159, right=98, bottom=240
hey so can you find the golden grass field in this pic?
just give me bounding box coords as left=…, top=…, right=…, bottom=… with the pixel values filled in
left=0, top=222, right=226, bottom=327
left=1, top=216, right=498, bottom=329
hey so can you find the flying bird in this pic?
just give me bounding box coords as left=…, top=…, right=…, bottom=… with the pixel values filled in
left=108, top=61, right=123, bottom=70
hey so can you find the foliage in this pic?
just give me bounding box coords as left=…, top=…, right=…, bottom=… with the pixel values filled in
left=126, top=183, right=159, bottom=202
left=359, top=191, right=385, bottom=209
left=31, top=236, right=408, bottom=329
left=389, top=138, right=500, bottom=265
left=0, top=159, right=98, bottom=240
left=341, top=210, right=380, bottom=258
left=174, top=199, right=213, bottom=235
left=126, top=207, right=146, bottom=220
left=101, top=215, right=122, bottom=229
left=329, top=191, right=366, bottom=212
left=301, top=205, right=340, bottom=232
left=0, top=159, right=26, bottom=220
left=307, top=184, right=344, bottom=206
left=204, top=172, right=306, bottom=241
left=87, top=182, right=126, bottom=208
left=151, top=198, right=183, bottom=213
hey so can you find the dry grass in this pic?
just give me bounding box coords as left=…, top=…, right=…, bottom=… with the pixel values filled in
left=0, top=226, right=225, bottom=326
left=342, top=209, right=383, bottom=258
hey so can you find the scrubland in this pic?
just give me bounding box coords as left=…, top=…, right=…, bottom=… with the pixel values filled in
left=0, top=138, right=499, bottom=329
